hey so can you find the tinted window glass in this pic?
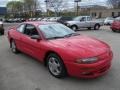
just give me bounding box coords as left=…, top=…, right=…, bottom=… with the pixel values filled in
left=24, top=24, right=39, bottom=36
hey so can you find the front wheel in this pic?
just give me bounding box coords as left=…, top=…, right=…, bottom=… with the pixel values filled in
left=1, top=30, right=4, bottom=35
left=47, top=53, right=67, bottom=78
left=112, top=29, right=116, bottom=32
left=71, top=25, right=78, bottom=31
left=88, top=27, right=91, bottom=30
left=94, top=24, right=100, bottom=30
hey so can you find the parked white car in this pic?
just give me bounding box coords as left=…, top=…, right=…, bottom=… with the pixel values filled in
left=104, top=17, right=115, bottom=25
left=65, top=16, right=103, bottom=30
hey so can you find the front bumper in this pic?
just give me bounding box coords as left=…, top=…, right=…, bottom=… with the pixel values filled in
left=65, top=52, right=113, bottom=78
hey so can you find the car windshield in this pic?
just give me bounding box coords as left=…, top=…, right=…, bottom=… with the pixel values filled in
left=38, top=23, right=78, bottom=39
left=73, top=16, right=83, bottom=21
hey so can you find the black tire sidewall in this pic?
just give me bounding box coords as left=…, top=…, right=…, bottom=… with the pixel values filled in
left=112, top=29, right=116, bottom=32
left=0, top=28, right=4, bottom=35
left=94, top=24, right=100, bottom=30
left=71, top=25, right=77, bottom=31
left=88, top=27, right=91, bottom=30
left=1, top=30, right=4, bottom=35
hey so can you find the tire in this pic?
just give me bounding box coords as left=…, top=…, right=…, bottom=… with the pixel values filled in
left=94, top=24, right=100, bottom=30
left=112, top=29, right=116, bottom=32
left=10, top=40, right=19, bottom=54
left=71, top=25, right=78, bottom=31
left=88, top=27, right=91, bottom=30
left=47, top=53, right=67, bottom=78
left=1, top=30, right=4, bottom=35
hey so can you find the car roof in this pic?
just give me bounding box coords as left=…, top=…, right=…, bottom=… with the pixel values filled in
left=24, top=21, right=57, bottom=26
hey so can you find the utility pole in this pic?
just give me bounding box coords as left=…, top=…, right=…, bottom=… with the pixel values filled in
left=45, top=0, right=49, bottom=17
left=74, top=0, right=81, bottom=16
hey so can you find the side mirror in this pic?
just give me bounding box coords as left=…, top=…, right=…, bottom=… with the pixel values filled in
left=31, top=35, right=41, bottom=40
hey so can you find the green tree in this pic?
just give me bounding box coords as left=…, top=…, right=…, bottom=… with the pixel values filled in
left=7, top=1, right=23, bottom=18
left=47, top=0, right=67, bottom=17
left=7, top=0, right=41, bottom=18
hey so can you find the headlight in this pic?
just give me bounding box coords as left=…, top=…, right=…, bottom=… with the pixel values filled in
left=66, top=23, right=70, bottom=26
left=75, top=57, right=98, bottom=64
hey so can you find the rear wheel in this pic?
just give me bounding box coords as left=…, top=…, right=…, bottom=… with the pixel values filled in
left=1, top=30, right=4, bottom=35
left=11, top=40, right=19, bottom=54
left=47, top=53, right=67, bottom=78
left=112, top=29, right=116, bottom=32
left=94, top=24, right=100, bottom=30
left=88, top=27, right=91, bottom=30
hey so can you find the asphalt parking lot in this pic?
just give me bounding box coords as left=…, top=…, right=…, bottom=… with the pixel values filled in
left=0, top=23, right=120, bottom=90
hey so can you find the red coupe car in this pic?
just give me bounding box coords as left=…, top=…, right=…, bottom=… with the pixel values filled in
left=111, top=17, right=120, bottom=32
left=8, top=22, right=113, bottom=78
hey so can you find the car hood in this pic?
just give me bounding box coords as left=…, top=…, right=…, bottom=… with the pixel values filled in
left=49, top=35, right=109, bottom=58
left=66, top=21, right=79, bottom=24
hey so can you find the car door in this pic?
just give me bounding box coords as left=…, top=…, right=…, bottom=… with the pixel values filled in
left=20, top=24, right=43, bottom=60
left=14, top=24, right=26, bottom=50
left=78, top=17, right=86, bottom=28
left=86, top=17, right=92, bottom=27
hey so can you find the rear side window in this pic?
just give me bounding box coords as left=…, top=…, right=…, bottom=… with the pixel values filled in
left=17, top=24, right=25, bottom=33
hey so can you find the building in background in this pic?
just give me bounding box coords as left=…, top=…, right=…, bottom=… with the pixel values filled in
left=80, top=5, right=120, bottom=18
left=0, top=7, right=7, bottom=18
left=90, top=8, right=120, bottom=18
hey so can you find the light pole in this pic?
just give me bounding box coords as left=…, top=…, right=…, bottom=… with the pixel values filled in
left=45, top=0, right=49, bottom=16
left=74, top=0, right=81, bottom=16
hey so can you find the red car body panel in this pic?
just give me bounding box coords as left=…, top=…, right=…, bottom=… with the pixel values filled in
left=8, top=22, right=113, bottom=78
left=111, top=21, right=120, bottom=31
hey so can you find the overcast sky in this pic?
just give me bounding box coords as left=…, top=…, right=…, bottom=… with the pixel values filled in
left=0, top=0, right=108, bottom=7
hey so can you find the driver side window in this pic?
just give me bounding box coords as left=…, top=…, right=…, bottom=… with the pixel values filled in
left=24, top=24, right=39, bottom=36
left=80, top=17, right=86, bottom=21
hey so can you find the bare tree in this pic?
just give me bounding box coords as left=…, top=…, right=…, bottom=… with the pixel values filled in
left=47, top=0, right=67, bottom=16
left=23, top=0, right=40, bottom=17
left=107, top=0, right=120, bottom=8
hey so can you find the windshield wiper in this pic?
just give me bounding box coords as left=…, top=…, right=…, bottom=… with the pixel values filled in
left=47, top=36, right=64, bottom=40
left=64, top=33, right=80, bottom=37
left=47, top=33, right=80, bottom=40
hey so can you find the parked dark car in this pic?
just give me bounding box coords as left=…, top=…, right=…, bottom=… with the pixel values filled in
left=0, top=21, right=4, bottom=35
left=57, top=16, right=73, bottom=25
